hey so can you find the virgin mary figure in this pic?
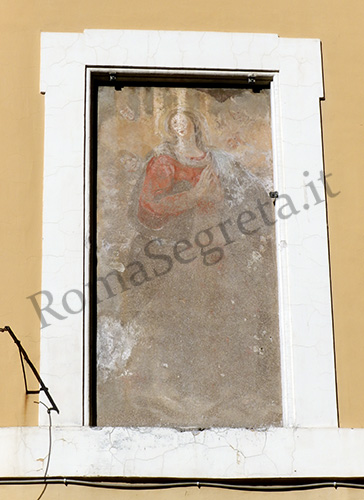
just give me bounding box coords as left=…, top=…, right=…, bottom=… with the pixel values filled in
left=98, top=104, right=281, bottom=429
left=104, top=106, right=282, bottom=428
left=136, top=107, right=266, bottom=238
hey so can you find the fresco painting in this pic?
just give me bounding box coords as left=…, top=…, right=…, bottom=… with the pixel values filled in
left=96, top=86, right=282, bottom=428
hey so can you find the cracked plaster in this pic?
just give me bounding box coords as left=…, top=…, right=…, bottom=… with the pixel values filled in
left=29, top=29, right=339, bottom=478
left=3, top=427, right=364, bottom=478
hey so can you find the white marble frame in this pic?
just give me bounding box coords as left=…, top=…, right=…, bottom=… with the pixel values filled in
left=26, top=29, right=338, bottom=478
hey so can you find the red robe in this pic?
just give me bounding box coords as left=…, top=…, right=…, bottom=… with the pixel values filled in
left=138, top=154, right=210, bottom=229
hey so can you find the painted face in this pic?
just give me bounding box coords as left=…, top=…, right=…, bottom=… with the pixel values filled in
left=170, top=112, right=194, bottom=138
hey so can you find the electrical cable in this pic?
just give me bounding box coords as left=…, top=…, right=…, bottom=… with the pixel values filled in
left=2, top=478, right=364, bottom=492
left=34, top=402, right=53, bottom=500
left=0, top=328, right=360, bottom=495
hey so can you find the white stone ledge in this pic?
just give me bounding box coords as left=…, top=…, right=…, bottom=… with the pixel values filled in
left=0, top=427, right=362, bottom=478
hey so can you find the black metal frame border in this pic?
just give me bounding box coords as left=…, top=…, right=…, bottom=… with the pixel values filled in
left=88, top=68, right=272, bottom=426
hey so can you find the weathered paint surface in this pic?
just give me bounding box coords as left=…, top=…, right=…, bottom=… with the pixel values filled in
left=96, top=86, right=281, bottom=427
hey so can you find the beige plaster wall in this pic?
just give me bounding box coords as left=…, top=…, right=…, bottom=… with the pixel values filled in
left=0, top=0, right=362, bottom=432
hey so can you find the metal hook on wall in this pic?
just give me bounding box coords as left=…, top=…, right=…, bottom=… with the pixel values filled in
left=0, top=326, right=59, bottom=414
